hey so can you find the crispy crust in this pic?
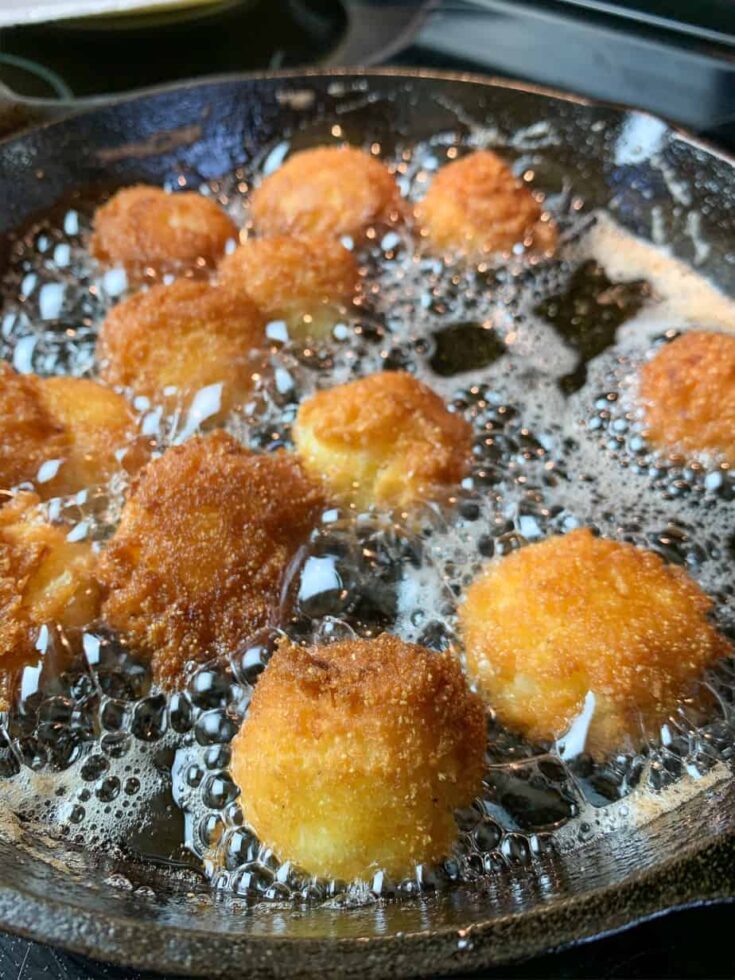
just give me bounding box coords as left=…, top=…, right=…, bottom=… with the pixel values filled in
left=0, top=492, right=101, bottom=702
left=217, top=234, right=359, bottom=338
left=460, top=528, right=731, bottom=756
left=91, top=185, right=237, bottom=281
left=0, top=364, right=139, bottom=498
left=98, top=432, right=324, bottom=685
left=293, top=371, right=473, bottom=509
left=250, top=146, right=404, bottom=240
left=232, top=633, right=486, bottom=880
left=416, top=150, right=557, bottom=258
left=97, top=280, right=265, bottom=419
left=39, top=377, right=141, bottom=493
left=0, top=363, right=69, bottom=493
left=639, top=331, right=735, bottom=466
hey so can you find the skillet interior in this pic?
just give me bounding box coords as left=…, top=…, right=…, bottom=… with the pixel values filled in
left=0, top=69, right=734, bottom=977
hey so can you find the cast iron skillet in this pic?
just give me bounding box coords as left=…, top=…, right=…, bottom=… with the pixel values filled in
left=0, top=68, right=734, bottom=978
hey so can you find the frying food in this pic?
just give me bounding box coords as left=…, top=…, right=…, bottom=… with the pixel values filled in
left=416, top=149, right=557, bottom=257
left=0, top=364, right=140, bottom=498
left=293, top=371, right=473, bottom=509
left=217, top=233, right=359, bottom=340
left=98, top=432, right=324, bottom=685
left=2, top=111, right=735, bottom=909
left=0, top=492, right=101, bottom=697
left=96, top=280, right=264, bottom=423
left=250, top=145, right=403, bottom=240
left=91, top=185, right=237, bottom=281
left=231, top=633, right=485, bottom=881
left=460, top=528, right=730, bottom=756
left=638, top=330, right=735, bottom=466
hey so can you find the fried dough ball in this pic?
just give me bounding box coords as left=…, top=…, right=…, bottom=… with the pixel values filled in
left=98, top=432, right=324, bottom=684
left=217, top=234, right=359, bottom=340
left=231, top=633, right=485, bottom=881
left=97, top=280, right=264, bottom=422
left=0, top=363, right=139, bottom=498
left=0, top=492, right=101, bottom=694
left=293, top=371, right=473, bottom=510
left=250, top=145, right=403, bottom=241
left=36, top=377, right=143, bottom=492
left=0, top=365, right=67, bottom=494
left=460, top=528, right=730, bottom=757
left=91, top=185, right=237, bottom=281
left=638, top=331, right=735, bottom=466
left=416, top=150, right=557, bottom=258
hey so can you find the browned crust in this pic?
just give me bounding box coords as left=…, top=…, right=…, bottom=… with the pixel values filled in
left=416, top=149, right=557, bottom=257
left=248, top=633, right=484, bottom=742
left=232, top=633, right=486, bottom=878
left=250, top=145, right=404, bottom=240
left=639, top=330, right=735, bottom=466
left=217, top=233, right=359, bottom=317
left=96, top=279, right=265, bottom=414
left=91, top=185, right=237, bottom=281
left=98, top=432, right=324, bottom=685
left=0, top=364, right=139, bottom=498
left=0, top=492, right=101, bottom=694
left=0, top=493, right=48, bottom=672
left=293, top=371, right=473, bottom=507
left=0, top=363, right=69, bottom=494
left=460, top=528, right=731, bottom=756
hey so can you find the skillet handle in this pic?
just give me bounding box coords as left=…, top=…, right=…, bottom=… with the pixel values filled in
left=329, top=0, right=437, bottom=66
left=0, top=82, right=71, bottom=138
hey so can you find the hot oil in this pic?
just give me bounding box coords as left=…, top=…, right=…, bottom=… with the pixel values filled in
left=0, top=130, right=734, bottom=905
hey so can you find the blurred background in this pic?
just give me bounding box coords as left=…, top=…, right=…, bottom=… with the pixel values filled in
left=0, top=0, right=734, bottom=140
left=0, top=1, right=734, bottom=977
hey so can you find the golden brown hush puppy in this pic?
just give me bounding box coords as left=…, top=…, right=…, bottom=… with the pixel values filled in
left=293, top=371, right=473, bottom=510
left=0, top=492, right=101, bottom=696
left=231, top=633, right=485, bottom=881
left=98, top=432, right=324, bottom=685
left=0, top=363, right=139, bottom=498
left=91, top=185, right=237, bottom=281
left=416, top=150, right=557, bottom=258
left=460, top=528, right=730, bottom=757
left=217, top=234, right=359, bottom=340
left=96, top=280, right=264, bottom=423
left=250, top=145, right=403, bottom=241
left=638, top=330, right=735, bottom=466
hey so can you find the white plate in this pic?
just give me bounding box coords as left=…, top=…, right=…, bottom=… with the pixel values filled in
left=0, top=0, right=223, bottom=28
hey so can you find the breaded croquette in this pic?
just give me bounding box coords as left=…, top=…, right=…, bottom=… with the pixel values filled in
left=231, top=633, right=485, bottom=881
left=96, top=280, right=264, bottom=422
left=293, top=371, right=473, bottom=510
left=217, top=234, right=359, bottom=340
left=98, top=432, right=324, bottom=685
left=91, top=185, right=237, bottom=281
left=0, top=364, right=67, bottom=494
left=250, top=145, right=403, bottom=241
left=416, top=149, right=557, bottom=258
left=36, top=377, right=142, bottom=493
left=638, top=330, right=735, bottom=466
left=0, top=363, right=139, bottom=498
left=0, top=492, right=101, bottom=691
left=460, top=528, right=730, bottom=757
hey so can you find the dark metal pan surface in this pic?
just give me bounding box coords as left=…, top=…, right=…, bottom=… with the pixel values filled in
left=0, top=68, right=734, bottom=978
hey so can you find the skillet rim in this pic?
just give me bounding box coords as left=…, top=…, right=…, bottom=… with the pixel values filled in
left=3, top=64, right=735, bottom=174
left=0, top=804, right=733, bottom=976
left=0, top=66, right=734, bottom=976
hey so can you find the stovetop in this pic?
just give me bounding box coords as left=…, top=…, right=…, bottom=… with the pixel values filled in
left=0, top=3, right=734, bottom=978
left=398, top=0, right=735, bottom=146
left=1, top=0, right=735, bottom=145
